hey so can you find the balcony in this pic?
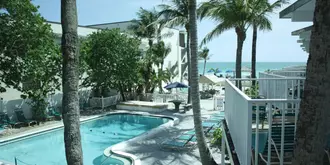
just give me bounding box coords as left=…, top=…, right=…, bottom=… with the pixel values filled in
left=221, top=77, right=304, bottom=165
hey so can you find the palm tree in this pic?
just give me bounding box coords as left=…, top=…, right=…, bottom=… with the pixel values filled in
left=130, top=8, right=159, bottom=98
left=291, top=0, right=330, bottom=164
left=188, top=0, right=217, bottom=164
left=130, top=7, right=158, bottom=47
left=152, top=41, right=172, bottom=93
left=198, top=0, right=255, bottom=89
left=250, top=0, right=287, bottom=86
left=61, top=0, right=83, bottom=164
left=198, top=47, right=211, bottom=75
left=158, top=0, right=192, bottom=103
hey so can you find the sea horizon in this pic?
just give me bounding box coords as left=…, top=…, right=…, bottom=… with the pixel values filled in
left=198, top=61, right=306, bottom=75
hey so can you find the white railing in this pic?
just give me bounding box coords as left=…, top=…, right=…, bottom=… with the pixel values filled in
left=271, top=70, right=306, bottom=77
left=89, top=94, right=121, bottom=109
left=213, top=95, right=224, bottom=110
left=223, top=79, right=301, bottom=165
left=224, top=79, right=252, bottom=164
left=152, top=93, right=188, bottom=103
left=259, top=73, right=305, bottom=101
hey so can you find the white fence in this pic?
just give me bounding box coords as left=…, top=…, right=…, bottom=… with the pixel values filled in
left=151, top=93, right=188, bottom=103
left=223, top=79, right=301, bottom=165
left=271, top=70, right=306, bottom=77
left=259, top=72, right=305, bottom=100
left=89, top=94, right=121, bottom=109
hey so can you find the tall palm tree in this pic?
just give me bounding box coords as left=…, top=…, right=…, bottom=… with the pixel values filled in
left=61, top=0, right=82, bottom=164
left=158, top=0, right=192, bottom=103
left=188, top=0, right=217, bottom=164
left=152, top=41, right=172, bottom=93
left=292, top=0, right=330, bottom=164
left=130, top=8, right=159, bottom=97
left=198, top=0, right=255, bottom=89
left=198, top=47, right=211, bottom=75
left=250, top=0, right=287, bottom=86
left=130, top=7, right=158, bottom=47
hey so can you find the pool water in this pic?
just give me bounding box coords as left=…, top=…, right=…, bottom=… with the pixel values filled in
left=0, top=114, right=170, bottom=165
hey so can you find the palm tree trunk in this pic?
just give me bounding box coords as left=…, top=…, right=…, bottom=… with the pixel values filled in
left=235, top=28, right=245, bottom=90
left=292, top=0, right=330, bottom=164
left=186, top=26, right=192, bottom=104
left=188, top=0, right=217, bottom=165
left=203, top=59, right=206, bottom=75
left=61, top=0, right=83, bottom=164
left=251, top=24, right=257, bottom=87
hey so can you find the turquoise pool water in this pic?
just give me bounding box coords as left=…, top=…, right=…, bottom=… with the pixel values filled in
left=0, top=114, right=170, bottom=165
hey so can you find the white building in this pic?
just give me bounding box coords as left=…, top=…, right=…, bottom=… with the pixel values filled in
left=0, top=20, right=187, bottom=118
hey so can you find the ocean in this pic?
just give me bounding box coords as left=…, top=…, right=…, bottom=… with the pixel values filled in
left=198, top=62, right=306, bottom=77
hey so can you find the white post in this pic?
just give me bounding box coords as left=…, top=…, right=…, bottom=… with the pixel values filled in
left=255, top=104, right=259, bottom=165
left=221, top=125, right=226, bottom=165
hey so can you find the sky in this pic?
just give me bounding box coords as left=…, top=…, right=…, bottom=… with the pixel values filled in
left=32, top=0, right=312, bottom=62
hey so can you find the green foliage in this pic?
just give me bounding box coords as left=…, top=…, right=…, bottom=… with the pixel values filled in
left=129, top=7, right=158, bottom=43
left=244, top=84, right=259, bottom=98
left=1, top=0, right=61, bottom=121
left=0, top=0, right=55, bottom=92
left=198, top=47, right=210, bottom=60
left=211, top=128, right=223, bottom=147
left=158, top=0, right=189, bottom=29
left=81, top=29, right=142, bottom=97
left=30, top=98, right=48, bottom=121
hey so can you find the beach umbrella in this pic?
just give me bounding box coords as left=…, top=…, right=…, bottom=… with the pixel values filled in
left=164, top=82, right=189, bottom=100
left=225, top=69, right=234, bottom=73
left=207, top=69, right=213, bottom=73
left=215, top=69, right=222, bottom=74
left=164, top=82, right=189, bottom=89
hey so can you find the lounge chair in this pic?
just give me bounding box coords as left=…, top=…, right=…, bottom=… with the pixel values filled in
left=160, top=134, right=196, bottom=151
left=0, top=112, right=22, bottom=128
left=15, top=110, right=37, bottom=126
left=47, top=106, right=61, bottom=120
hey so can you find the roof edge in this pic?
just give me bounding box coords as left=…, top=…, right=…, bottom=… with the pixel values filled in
left=291, top=25, right=313, bottom=35
left=279, top=0, right=312, bottom=19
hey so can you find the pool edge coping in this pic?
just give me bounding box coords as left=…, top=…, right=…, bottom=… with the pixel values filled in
left=103, top=111, right=179, bottom=165
left=0, top=115, right=101, bottom=144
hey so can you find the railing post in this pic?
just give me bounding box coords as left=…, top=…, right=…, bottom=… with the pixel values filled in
left=267, top=102, right=273, bottom=164
left=221, top=125, right=226, bottom=165
left=280, top=103, right=285, bottom=165
left=255, top=104, right=260, bottom=165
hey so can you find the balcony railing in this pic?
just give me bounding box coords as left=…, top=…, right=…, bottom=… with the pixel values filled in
left=271, top=70, right=306, bottom=77
left=259, top=73, right=305, bottom=101
left=222, top=78, right=301, bottom=165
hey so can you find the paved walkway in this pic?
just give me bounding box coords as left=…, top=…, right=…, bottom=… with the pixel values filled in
left=119, top=99, right=224, bottom=165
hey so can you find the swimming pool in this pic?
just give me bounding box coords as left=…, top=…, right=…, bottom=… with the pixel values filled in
left=0, top=113, right=170, bottom=165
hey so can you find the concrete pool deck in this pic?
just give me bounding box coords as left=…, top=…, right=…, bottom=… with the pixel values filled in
left=113, top=99, right=226, bottom=165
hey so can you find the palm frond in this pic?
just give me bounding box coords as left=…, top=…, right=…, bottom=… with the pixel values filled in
left=256, top=15, right=272, bottom=31
left=201, top=21, right=234, bottom=45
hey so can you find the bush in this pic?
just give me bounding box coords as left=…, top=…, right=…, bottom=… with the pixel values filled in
left=211, top=128, right=222, bottom=147
left=30, top=98, right=48, bottom=121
